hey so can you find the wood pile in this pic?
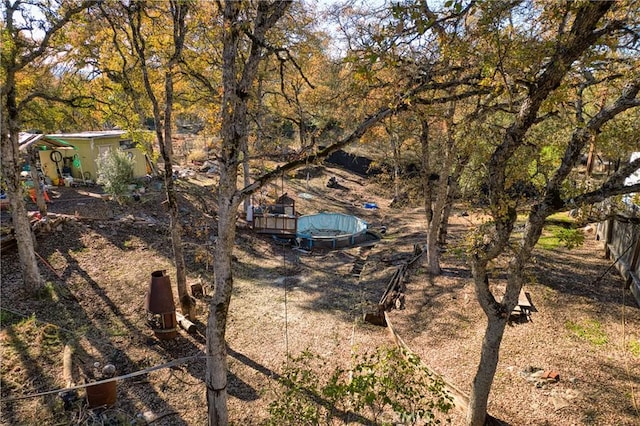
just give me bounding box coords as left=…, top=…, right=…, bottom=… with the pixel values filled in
left=1, top=213, right=74, bottom=254
left=364, top=244, right=427, bottom=326
left=31, top=213, right=72, bottom=233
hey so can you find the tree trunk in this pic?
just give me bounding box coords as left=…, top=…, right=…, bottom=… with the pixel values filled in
left=166, top=177, right=195, bottom=318
left=437, top=188, right=453, bottom=246
left=206, top=4, right=291, bottom=423
left=164, top=67, right=195, bottom=320
left=28, top=152, right=48, bottom=218
left=420, top=118, right=442, bottom=273
left=127, top=0, right=195, bottom=320
left=392, top=135, right=401, bottom=200
left=1, top=73, right=42, bottom=293
left=466, top=5, right=615, bottom=422
left=7, top=181, right=42, bottom=292
left=241, top=138, right=251, bottom=217
left=2, top=0, right=95, bottom=294
left=206, top=186, right=238, bottom=425
left=206, top=3, right=241, bottom=424
left=438, top=157, right=466, bottom=245
left=466, top=313, right=508, bottom=426
left=426, top=169, right=449, bottom=275
left=420, top=119, right=433, bottom=224
left=206, top=200, right=236, bottom=424
left=426, top=105, right=456, bottom=275
left=206, top=300, right=230, bottom=426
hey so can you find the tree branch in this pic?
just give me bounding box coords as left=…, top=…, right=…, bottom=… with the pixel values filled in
left=17, top=1, right=97, bottom=71
left=236, top=80, right=431, bottom=202
left=546, top=78, right=640, bottom=194
left=17, top=93, right=98, bottom=110
left=567, top=182, right=640, bottom=212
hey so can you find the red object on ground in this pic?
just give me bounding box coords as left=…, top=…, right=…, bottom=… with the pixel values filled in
left=28, top=188, right=51, bottom=203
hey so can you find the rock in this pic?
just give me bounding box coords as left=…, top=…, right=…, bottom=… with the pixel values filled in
left=102, top=364, right=116, bottom=378
left=142, top=411, right=158, bottom=422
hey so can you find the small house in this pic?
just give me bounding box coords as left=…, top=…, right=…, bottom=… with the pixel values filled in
left=45, top=131, right=147, bottom=183
left=20, top=131, right=147, bottom=184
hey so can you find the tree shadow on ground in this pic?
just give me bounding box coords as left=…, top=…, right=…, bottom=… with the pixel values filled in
left=532, top=245, right=637, bottom=310
left=1, top=237, right=192, bottom=424
left=153, top=327, right=260, bottom=403
left=1, top=325, right=60, bottom=425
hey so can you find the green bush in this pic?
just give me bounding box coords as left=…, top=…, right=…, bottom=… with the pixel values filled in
left=96, top=149, right=134, bottom=203
left=268, top=346, right=453, bottom=425
left=554, top=227, right=585, bottom=250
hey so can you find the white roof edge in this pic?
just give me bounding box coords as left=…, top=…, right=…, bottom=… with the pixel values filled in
left=47, top=130, right=126, bottom=139
left=624, top=152, right=640, bottom=187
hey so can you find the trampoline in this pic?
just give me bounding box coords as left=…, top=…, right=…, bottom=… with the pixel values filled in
left=296, top=212, right=377, bottom=249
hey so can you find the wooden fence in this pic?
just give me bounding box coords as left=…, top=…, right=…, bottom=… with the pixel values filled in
left=596, top=216, right=640, bottom=306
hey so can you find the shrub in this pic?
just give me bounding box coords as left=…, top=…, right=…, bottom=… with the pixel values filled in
left=187, top=148, right=208, bottom=164
left=96, top=149, right=134, bottom=203
left=554, top=227, right=585, bottom=250
left=268, top=346, right=453, bottom=425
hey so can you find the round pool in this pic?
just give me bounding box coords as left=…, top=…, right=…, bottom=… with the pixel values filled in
left=296, top=212, right=370, bottom=249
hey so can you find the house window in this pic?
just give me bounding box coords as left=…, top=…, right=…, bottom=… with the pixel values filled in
left=98, top=145, right=111, bottom=159
left=119, top=139, right=136, bottom=150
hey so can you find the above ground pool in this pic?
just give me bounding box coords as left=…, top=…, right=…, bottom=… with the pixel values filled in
left=296, top=212, right=373, bottom=249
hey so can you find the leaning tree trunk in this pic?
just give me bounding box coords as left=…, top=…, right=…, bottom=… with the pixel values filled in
left=466, top=260, right=513, bottom=426
left=1, top=76, right=42, bottom=293
left=164, top=163, right=195, bottom=318
left=466, top=4, right=615, bottom=423
left=4, top=169, right=42, bottom=293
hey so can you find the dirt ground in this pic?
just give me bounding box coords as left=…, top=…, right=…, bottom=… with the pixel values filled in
left=1, top=163, right=639, bottom=425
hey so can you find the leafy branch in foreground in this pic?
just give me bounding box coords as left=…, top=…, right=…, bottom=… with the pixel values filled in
left=268, top=346, right=453, bottom=425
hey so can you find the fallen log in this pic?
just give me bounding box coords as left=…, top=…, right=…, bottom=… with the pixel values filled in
left=63, top=343, right=74, bottom=388
left=176, top=312, right=197, bottom=333
left=59, top=342, right=79, bottom=410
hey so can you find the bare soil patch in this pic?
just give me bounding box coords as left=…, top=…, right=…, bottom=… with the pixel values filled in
left=1, top=165, right=639, bottom=425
